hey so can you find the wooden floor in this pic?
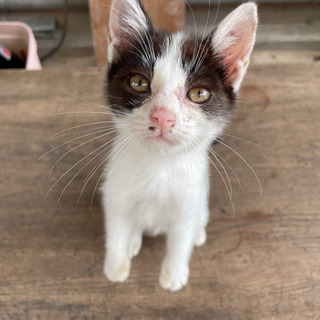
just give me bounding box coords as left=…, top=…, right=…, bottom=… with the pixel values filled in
left=0, top=61, right=319, bottom=319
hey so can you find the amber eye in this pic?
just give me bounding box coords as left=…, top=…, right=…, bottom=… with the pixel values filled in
left=129, top=75, right=150, bottom=93
left=187, top=88, right=211, bottom=103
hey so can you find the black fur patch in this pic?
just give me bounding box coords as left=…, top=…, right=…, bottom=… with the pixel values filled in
left=181, top=34, right=236, bottom=120
left=106, top=30, right=170, bottom=116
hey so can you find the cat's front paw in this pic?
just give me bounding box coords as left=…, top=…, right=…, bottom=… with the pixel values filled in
left=194, top=229, right=207, bottom=247
left=159, top=265, right=189, bottom=292
left=104, top=257, right=131, bottom=283
left=128, top=235, right=142, bottom=258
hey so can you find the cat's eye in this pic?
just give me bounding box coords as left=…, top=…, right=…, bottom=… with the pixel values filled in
left=187, top=88, right=211, bottom=103
left=130, top=75, right=150, bottom=93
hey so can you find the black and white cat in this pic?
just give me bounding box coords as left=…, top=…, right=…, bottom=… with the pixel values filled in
left=103, top=0, right=257, bottom=291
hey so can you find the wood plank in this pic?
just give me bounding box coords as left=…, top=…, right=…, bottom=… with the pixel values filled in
left=88, top=0, right=185, bottom=67
left=185, top=3, right=320, bottom=49
left=0, top=62, right=319, bottom=319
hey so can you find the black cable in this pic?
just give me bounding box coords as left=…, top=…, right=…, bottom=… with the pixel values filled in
left=40, top=0, right=69, bottom=61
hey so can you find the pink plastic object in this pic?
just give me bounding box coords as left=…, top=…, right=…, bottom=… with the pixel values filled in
left=0, top=21, right=42, bottom=70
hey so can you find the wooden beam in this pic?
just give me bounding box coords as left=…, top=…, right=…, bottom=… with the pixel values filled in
left=142, top=0, right=185, bottom=32
left=88, top=0, right=185, bottom=67
left=88, top=0, right=110, bottom=68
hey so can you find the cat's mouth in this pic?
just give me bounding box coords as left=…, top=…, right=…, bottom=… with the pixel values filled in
left=146, top=129, right=175, bottom=146
left=148, top=132, right=172, bottom=144
left=154, top=133, right=172, bottom=143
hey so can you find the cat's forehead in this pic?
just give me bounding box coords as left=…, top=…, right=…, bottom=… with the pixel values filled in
left=152, top=33, right=187, bottom=92
left=109, top=30, right=219, bottom=85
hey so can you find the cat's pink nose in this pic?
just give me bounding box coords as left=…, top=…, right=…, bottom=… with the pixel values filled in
left=150, top=107, right=176, bottom=129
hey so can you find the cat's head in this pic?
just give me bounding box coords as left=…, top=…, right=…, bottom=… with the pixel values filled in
left=106, top=0, right=257, bottom=155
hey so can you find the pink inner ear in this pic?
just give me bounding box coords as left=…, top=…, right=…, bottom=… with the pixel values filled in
left=214, top=4, right=258, bottom=89
left=223, top=34, right=252, bottom=65
left=223, top=35, right=254, bottom=85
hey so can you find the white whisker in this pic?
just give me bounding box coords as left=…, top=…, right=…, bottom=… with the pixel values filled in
left=219, top=140, right=262, bottom=197
left=222, top=133, right=265, bottom=151
left=212, top=0, right=221, bottom=28
left=49, top=128, right=118, bottom=173
left=207, top=153, right=235, bottom=215
left=186, top=0, right=198, bottom=35
left=208, top=147, right=233, bottom=197
left=48, top=111, right=114, bottom=117
left=211, top=148, right=241, bottom=188
left=45, top=131, right=116, bottom=200
left=46, top=122, right=121, bottom=142
left=77, top=132, right=135, bottom=204
left=38, top=127, right=116, bottom=163
left=57, top=136, right=119, bottom=203
left=64, top=92, right=132, bottom=117
left=64, top=93, right=108, bottom=111
left=89, top=133, right=138, bottom=209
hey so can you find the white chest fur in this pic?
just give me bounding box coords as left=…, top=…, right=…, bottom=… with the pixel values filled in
left=102, top=139, right=210, bottom=291
left=102, top=141, right=209, bottom=234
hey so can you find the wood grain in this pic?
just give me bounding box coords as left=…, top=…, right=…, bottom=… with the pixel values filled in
left=0, top=63, right=319, bottom=319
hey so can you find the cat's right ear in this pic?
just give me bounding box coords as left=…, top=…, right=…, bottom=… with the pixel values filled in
left=108, top=0, right=153, bottom=62
left=212, top=3, right=258, bottom=93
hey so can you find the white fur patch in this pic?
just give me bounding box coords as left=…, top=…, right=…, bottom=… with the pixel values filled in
left=151, top=33, right=186, bottom=113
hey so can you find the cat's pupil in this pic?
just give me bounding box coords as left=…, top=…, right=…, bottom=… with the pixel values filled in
left=130, top=76, right=149, bottom=93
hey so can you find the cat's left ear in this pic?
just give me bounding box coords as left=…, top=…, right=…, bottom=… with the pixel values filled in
left=108, top=0, right=153, bottom=62
left=213, top=3, right=258, bottom=92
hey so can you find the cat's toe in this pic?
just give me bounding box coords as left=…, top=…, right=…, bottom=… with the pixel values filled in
left=128, top=236, right=142, bottom=258
left=159, top=266, right=189, bottom=292
left=104, top=258, right=131, bottom=283
left=194, top=229, right=207, bottom=247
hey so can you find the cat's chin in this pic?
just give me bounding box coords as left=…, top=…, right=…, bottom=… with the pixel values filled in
left=151, top=133, right=173, bottom=144
left=143, top=135, right=184, bottom=155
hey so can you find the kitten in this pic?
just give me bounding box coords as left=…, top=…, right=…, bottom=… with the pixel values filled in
left=102, top=0, right=257, bottom=291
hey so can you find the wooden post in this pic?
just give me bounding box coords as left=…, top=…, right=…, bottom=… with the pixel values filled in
left=88, top=0, right=185, bottom=67
left=142, top=0, right=185, bottom=32
left=88, top=0, right=110, bottom=68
